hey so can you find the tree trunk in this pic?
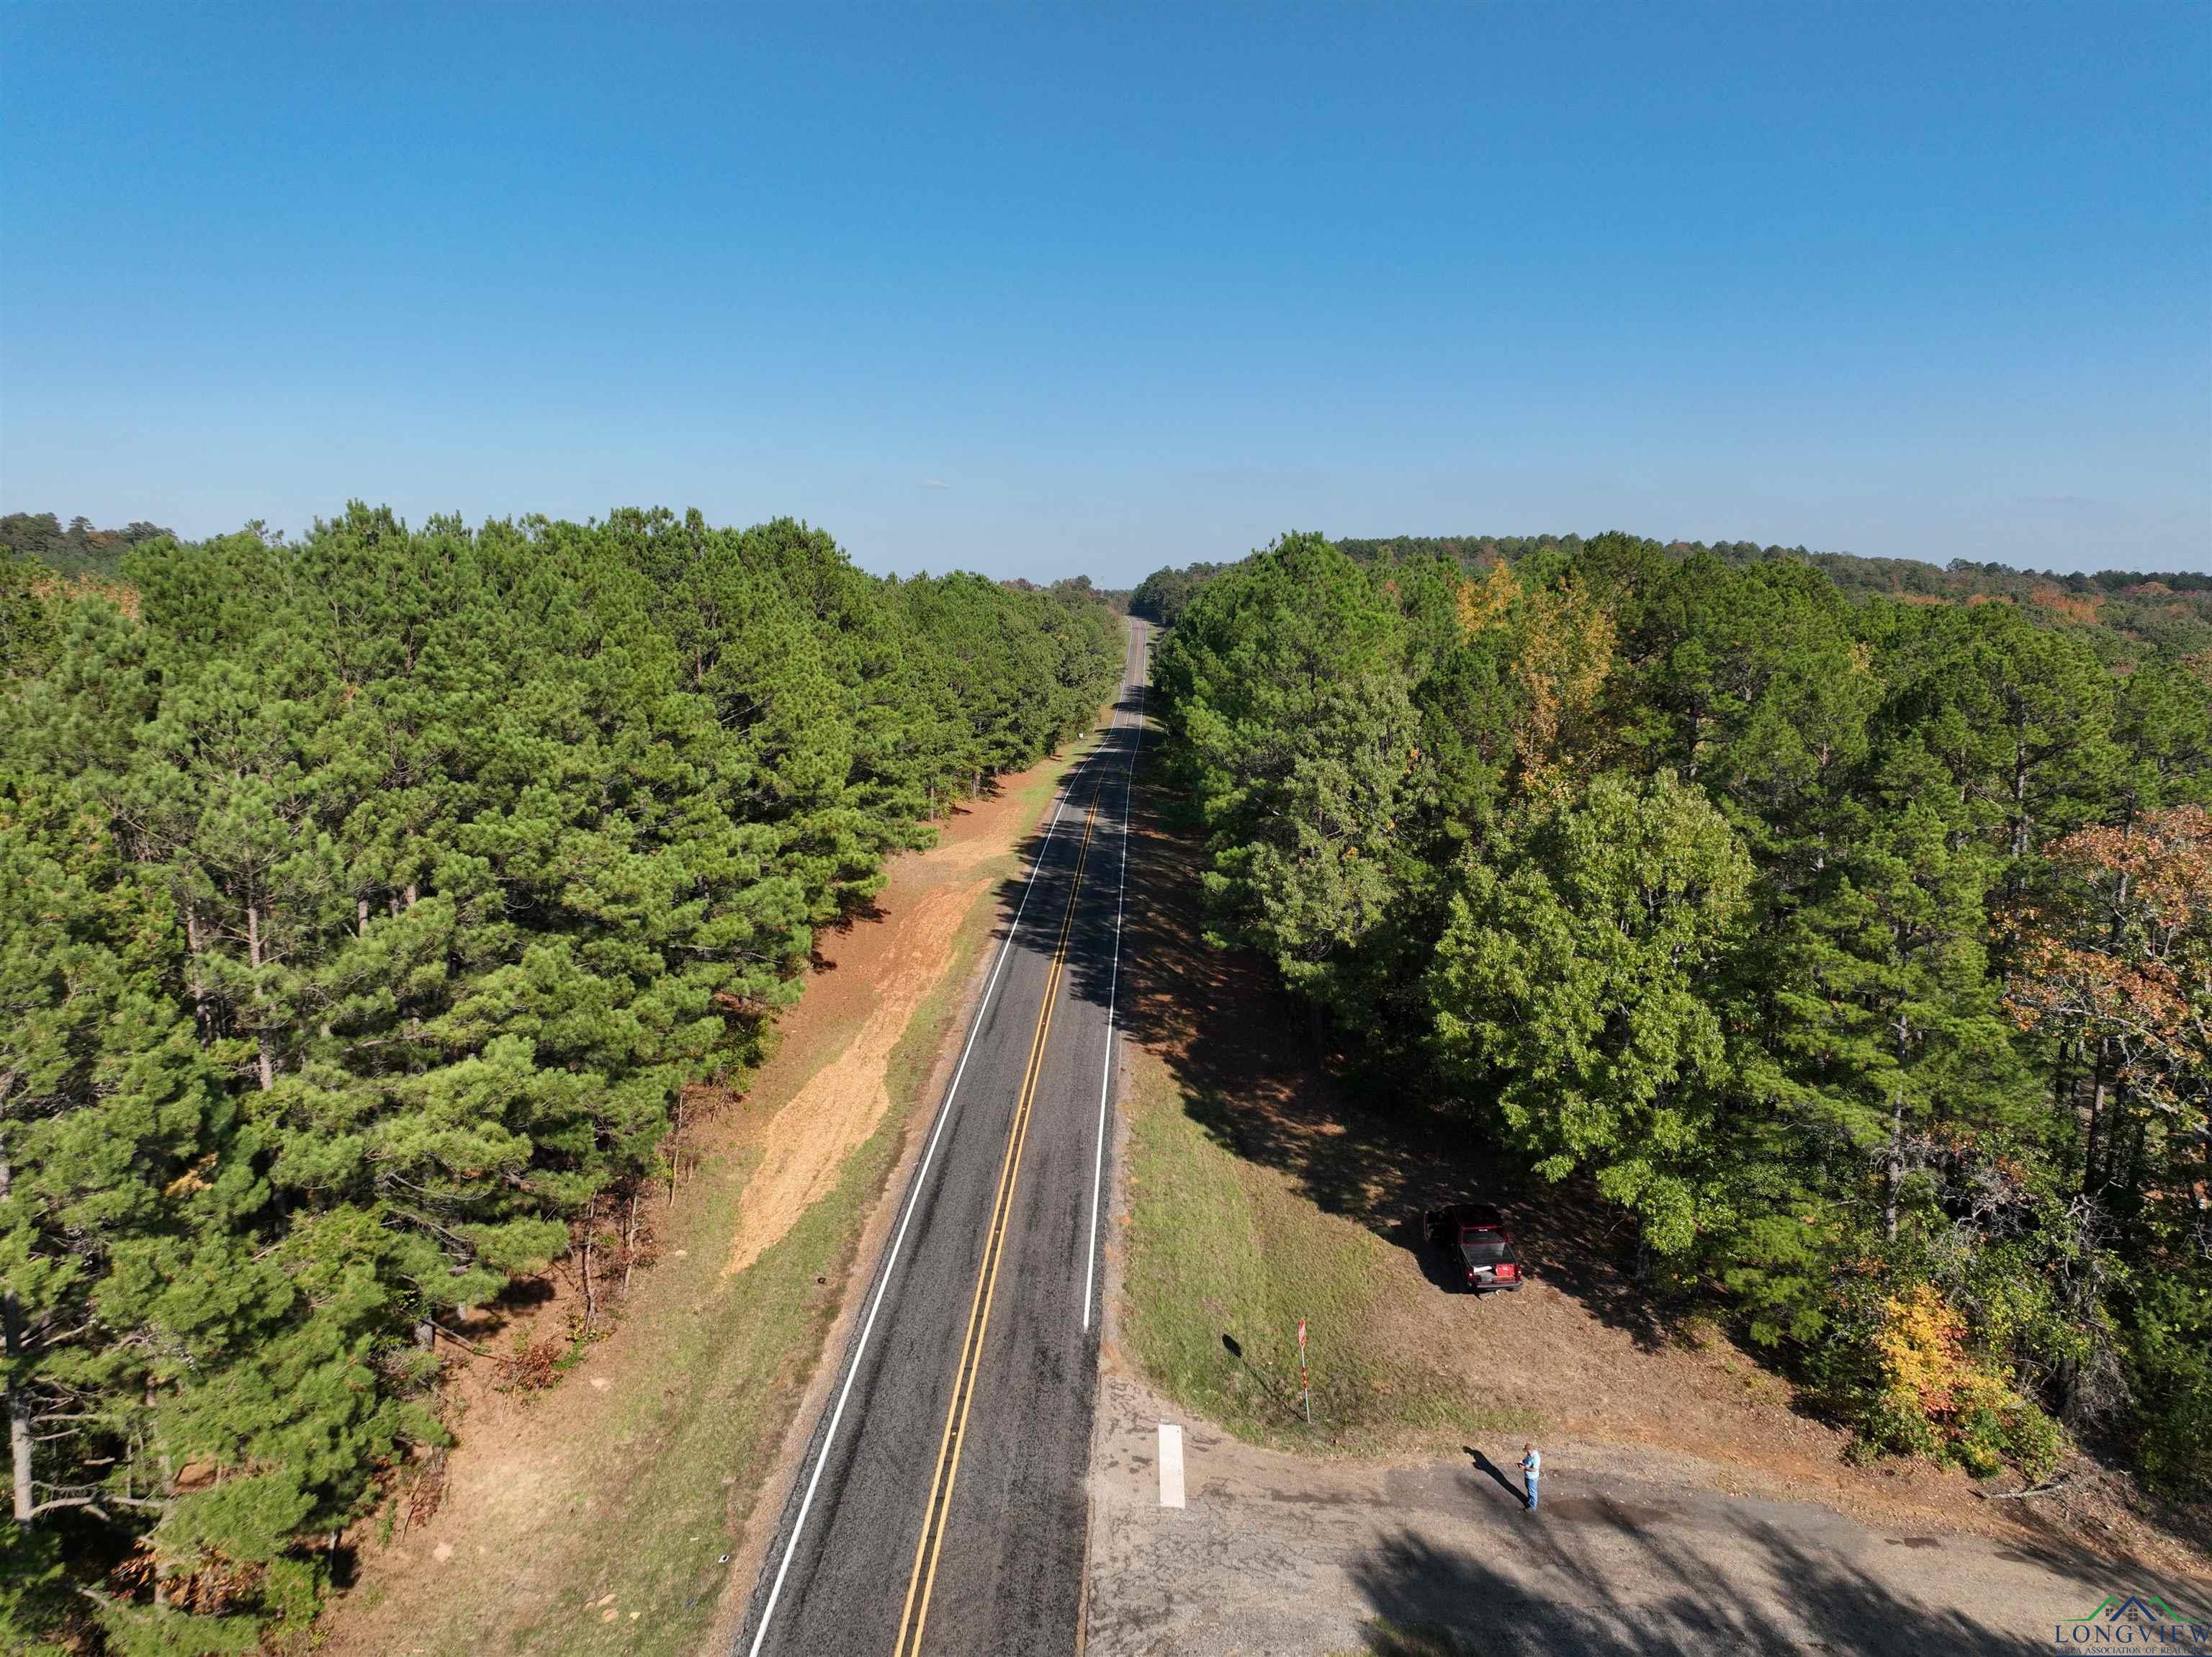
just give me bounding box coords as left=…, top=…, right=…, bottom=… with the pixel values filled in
left=2053, top=1037, right=2080, bottom=1154
left=667, top=1096, right=685, bottom=1211
left=2082, top=1039, right=2110, bottom=1197
left=1884, top=1092, right=1903, bottom=1243
left=2, top=1149, right=34, bottom=1524
left=580, top=1198, right=598, bottom=1333
left=247, top=904, right=274, bottom=1091
left=181, top=900, right=214, bottom=1038
left=1885, top=1015, right=1910, bottom=1243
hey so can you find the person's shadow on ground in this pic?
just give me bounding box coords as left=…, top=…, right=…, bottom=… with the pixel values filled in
left=1465, top=1447, right=1527, bottom=1509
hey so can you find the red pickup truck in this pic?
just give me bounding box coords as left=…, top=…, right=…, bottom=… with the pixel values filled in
left=1423, top=1203, right=1525, bottom=1295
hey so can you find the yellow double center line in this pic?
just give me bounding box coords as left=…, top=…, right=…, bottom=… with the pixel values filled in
left=889, top=746, right=1114, bottom=1657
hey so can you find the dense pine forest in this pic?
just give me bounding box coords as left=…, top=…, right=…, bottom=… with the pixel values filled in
left=1149, top=533, right=2210, bottom=1501
left=0, top=506, right=1124, bottom=1649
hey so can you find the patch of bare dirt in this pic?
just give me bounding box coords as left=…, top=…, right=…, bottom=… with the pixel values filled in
left=1110, top=765, right=2212, bottom=1583
left=725, top=877, right=988, bottom=1275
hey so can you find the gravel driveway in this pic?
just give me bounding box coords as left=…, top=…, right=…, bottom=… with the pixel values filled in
left=1080, top=1372, right=2164, bottom=1656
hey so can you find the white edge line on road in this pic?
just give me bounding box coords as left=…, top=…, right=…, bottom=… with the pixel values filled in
left=1082, top=644, right=1144, bottom=1334
left=745, top=705, right=1118, bottom=1657
left=1157, top=1422, right=1185, bottom=1509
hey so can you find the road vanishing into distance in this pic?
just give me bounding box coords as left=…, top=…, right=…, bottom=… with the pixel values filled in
left=739, top=619, right=1152, bottom=1657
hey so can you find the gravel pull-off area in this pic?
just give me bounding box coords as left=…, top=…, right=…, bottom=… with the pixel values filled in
left=1083, top=1370, right=2126, bottom=1657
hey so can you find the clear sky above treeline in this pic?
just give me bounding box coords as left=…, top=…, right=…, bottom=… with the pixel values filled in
left=4, top=3, right=2206, bottom=583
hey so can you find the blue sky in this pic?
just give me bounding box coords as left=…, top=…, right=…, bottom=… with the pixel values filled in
left=4, top=3, right=2207, bottom=583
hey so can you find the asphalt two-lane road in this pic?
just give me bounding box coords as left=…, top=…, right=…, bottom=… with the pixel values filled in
left=738, top=619, right=1152, bottom=1657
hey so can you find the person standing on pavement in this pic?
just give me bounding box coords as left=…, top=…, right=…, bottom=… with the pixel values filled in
left=1520, top=1444, right=1540, bottom=1511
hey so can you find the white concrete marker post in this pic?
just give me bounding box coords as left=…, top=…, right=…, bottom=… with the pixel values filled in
left=1298, top=1318, right=1311, bottom=1425
left=1157, top=1423, right=1185, bottom=1509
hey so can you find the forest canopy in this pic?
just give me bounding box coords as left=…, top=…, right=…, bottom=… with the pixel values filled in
left=1331, top=534, right=2212, bottom=665
left=0, top=505, right=1125, bottom=1648
left=1151, top=531, right=2212, bottom=1500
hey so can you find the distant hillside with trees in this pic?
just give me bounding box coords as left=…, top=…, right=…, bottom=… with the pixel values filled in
left=1129, top=561, right=1226, bottom=628
left=0, top=512, right=176, bottom=580
left=1334, top=535, right=2212, bottom=665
